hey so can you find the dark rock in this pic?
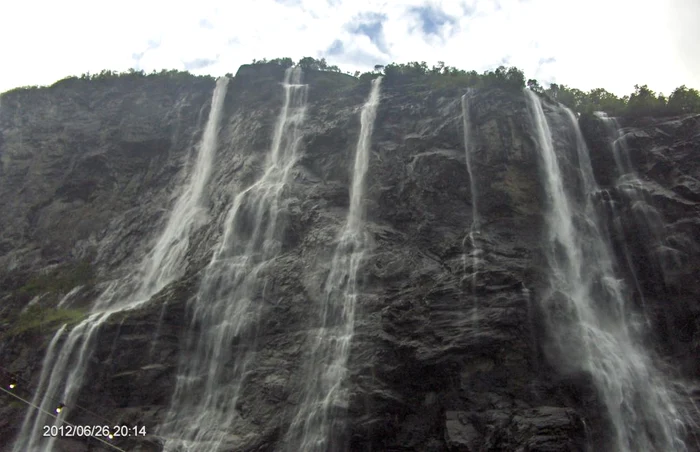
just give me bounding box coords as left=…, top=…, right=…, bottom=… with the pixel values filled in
left=445, top=411, right=481, bottom=451
left=0, top=73, right=699, bottom=452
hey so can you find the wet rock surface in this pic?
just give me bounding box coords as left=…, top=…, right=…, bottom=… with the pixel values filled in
left=586, top=113, right=700, bottom=380
left=0, top=67, right=698, bottom=451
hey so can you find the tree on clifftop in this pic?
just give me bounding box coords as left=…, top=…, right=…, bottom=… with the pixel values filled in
left=668, top=85, right=700, bottom=114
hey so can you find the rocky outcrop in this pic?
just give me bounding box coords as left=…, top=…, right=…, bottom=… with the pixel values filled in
left=0, top=66, right=698, bottom=451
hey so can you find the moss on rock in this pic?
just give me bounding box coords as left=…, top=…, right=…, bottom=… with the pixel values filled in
left=18, top=260, right=95, bottom=298
left=5, top=305, right=86, bottom=337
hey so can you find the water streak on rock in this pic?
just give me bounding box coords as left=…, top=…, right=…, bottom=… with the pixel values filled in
left=525, top=89, right=687, bottom=452
left=12, top=76, right=229, bottom=452
left=461, top=90, right=481, bottom=330
left=284, top=76, right=382, bottom=452
left=160, top=67, right=308, bottom=452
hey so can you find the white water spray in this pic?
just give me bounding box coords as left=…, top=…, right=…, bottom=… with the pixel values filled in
left=12, top=77, right=229, bottom=452
left=525, top=90, right=687, bottom=452
left=159, top=67, right=308, bottom=452
left=284, top=76, right=382, bottom=452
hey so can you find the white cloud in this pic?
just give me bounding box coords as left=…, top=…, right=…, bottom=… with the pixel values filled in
left=1, top=0, right=698, bottom=96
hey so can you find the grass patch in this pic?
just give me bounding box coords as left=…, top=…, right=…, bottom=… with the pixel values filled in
left=7, top=305, right=86, bottom=336
left=18, top=260, right=95, bottom=298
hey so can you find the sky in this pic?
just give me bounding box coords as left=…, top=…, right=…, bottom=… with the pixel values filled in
left=1, top=0, right=698, bottom=96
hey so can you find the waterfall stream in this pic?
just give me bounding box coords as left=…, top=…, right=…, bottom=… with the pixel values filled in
left=525, top=89, right=687, bottom=451
left=461, top=91, right=481, bottom=330
left=12, top=76, right=229, bottom=452
left=284, top=76, right=382, bottom=452
left=159, top=67, right=308, bottom=452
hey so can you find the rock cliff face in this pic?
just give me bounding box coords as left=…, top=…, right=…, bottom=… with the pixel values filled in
left=0, top=65, right=698, bottom=451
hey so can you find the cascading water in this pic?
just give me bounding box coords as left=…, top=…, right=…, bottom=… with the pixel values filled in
left=284, top=77, right=382, bottom=452
left=594, top=111, right=680, bottom=291
left=158, top=67, right=308, bottom=452
left=460, top=91, right=481, bottom=328
left=12, top=76, right=229, bottom=452
left=524, top=89, right=688, bottom=451
left=593, top=112, right=655, bottom=321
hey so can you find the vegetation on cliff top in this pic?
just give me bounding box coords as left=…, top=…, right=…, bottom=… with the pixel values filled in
left=253, top=57, right=700, bottom=116
left=250, top=57, right=700, bottom=118
left=4, top=56, right=699, bottom=119
left=2, top=68, right=214, bottom=96
left=270, top=57, right=700, bottom=117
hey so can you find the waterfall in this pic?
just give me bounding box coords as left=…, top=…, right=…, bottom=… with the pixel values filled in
left=461, top=91, right=480, bottom=329
left=13, top=325, right=66, bottom=450
left=594, top=111, right=676, bottom=290
left=55, top=285, right=84, bottom=309
left=593, top=112, right=653, bottom=322
left=525, top=89, right=687, bottom=451
left=12, top=76, right=229, bottom=452
left=130, top=76, right=228, bottom=300
left=159, top=67, right=308, bottom=452
left=284, top=77, right=382, bottom=452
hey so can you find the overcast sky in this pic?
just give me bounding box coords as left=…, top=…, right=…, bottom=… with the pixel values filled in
left=1, top=0, right=698, bottom=96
